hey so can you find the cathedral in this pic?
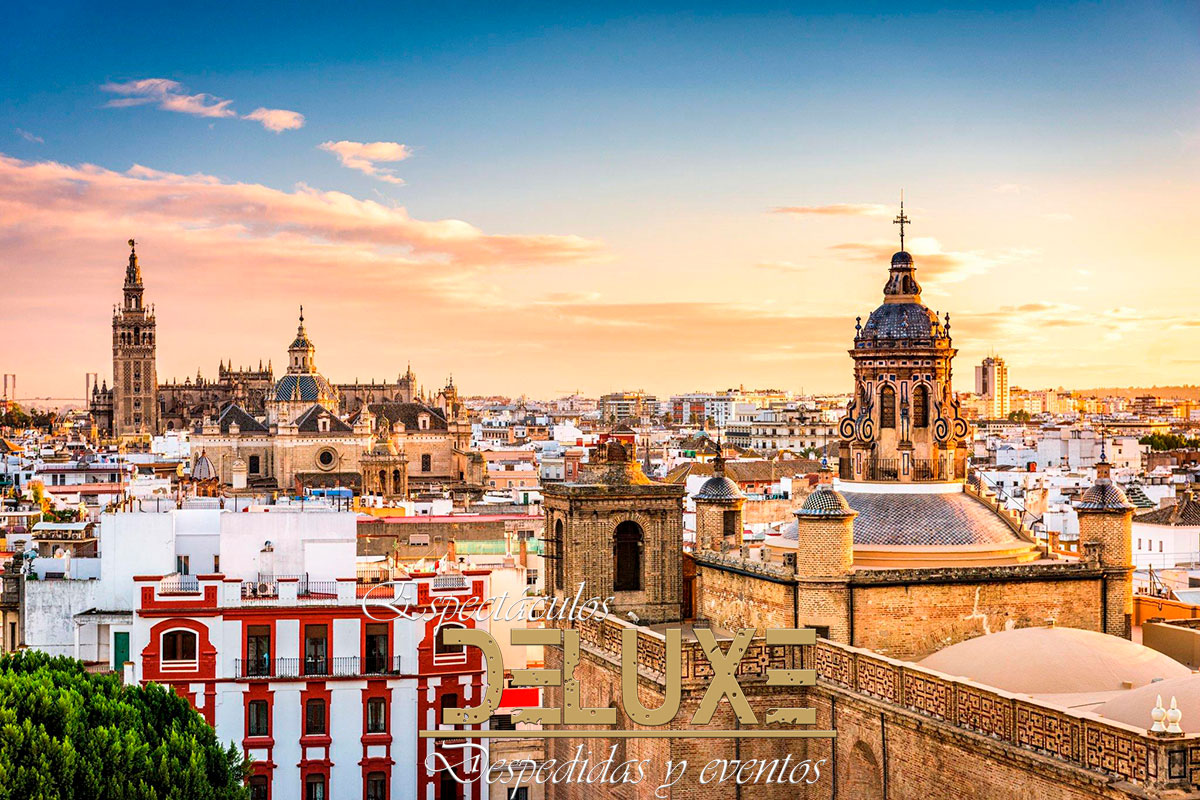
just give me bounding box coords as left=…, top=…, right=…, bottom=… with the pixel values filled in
left=535, top=214, right=1186, bottom=799
left=90, top=241, right=484, bottom=497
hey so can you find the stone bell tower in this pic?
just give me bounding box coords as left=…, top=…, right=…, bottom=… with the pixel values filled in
left=541, top=433, right=687, bottom=625
left=1076, top=454, right=1135, bottom=639
left=112, top=239, right=159, bottom=437
left=838, top=201, right=970, bottom=483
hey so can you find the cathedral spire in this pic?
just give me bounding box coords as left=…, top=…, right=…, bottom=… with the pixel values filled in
left=892, top=192, right=910, bottom=253
left=123, top=238, right=144, bottom=310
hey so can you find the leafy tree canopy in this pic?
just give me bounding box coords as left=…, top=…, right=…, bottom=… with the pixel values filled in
left=1139, top=432, right=1200, bottom=451
left=0, top=651, right=248, bottom=800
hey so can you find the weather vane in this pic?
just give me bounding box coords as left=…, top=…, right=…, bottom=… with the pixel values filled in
left=893, top=191, right=910, bottom=252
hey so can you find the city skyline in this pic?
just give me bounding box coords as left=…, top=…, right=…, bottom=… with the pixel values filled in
left=3, top=2, right=1199, bottom=399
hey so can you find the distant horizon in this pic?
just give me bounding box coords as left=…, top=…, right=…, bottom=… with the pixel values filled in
left=3, top=3, right=1198, bottom=398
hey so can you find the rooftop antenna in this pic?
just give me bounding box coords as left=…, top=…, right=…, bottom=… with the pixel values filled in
left=892, top=190, right=910, bottom=252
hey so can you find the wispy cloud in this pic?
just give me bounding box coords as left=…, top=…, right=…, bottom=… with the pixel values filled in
left=102, top=78, right=236, bottom=118
left=101, top=78, right=304, bottom=132
left=15, top=128, right=43, bottom=144
left=243, top=107, right=305, bottom=132
left=319, top=141, right=413, bottom=184
left=771, top=203, right=890, bottom=217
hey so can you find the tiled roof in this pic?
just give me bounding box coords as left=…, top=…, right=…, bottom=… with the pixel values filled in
left=294, top=404, right=353, bottom=433
left=1123, top=484, right=1157, bottom=509
left=368, top=402, right=448, bottom=431
left=1076, top=480, right=1135, bottom=512
left=796, top=485, right=854, bottom=517
left=217, top=404, right=268, bottom=434
left=861, top=302, right=942, bottom=341
left=666, top=459, right=823, bottom=486
left=781, top=488, right=1023, bottom=546
left=695, top=475, right=743, bottom=501
left=1135, top=496, right=1200, bottom=527
left=273, top=373, right=336, bottom=403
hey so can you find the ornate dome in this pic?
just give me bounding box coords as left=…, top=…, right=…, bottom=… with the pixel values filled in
left=796, top=484, right=854, bottom=517
left=273, top=372, right=338, bottom=404
left=1077, top=479, right=1135, bottom=512
left=191, top=451, right=216, bottom=481
left=696, top=474, right=742, bottom=501
left=918, top=627, right=1189, bottom=695
left=860, top=302, right=943, bottom=342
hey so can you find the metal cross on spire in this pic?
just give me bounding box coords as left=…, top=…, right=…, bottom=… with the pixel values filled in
left=893, top=191, right=910, bottom=252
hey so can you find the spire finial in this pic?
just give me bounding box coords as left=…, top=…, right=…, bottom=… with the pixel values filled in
left=892, top=191, right=910, bottom=252
left=128, top=238, right=136, bottom=253
left=299, top=304, right=304, bottom=324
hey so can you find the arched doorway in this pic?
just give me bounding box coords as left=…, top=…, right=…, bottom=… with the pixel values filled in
left=613, top=520, right=643, bottom=592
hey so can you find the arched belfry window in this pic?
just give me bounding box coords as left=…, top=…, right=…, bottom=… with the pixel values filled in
left=613, top=520, right=643, bottom=592
left=879, top=385, right=897, bottom=429
left=913, top=385, right=929, bottom=428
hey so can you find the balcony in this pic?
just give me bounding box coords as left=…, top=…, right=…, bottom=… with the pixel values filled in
left=233, top=655, right=402, bottom=679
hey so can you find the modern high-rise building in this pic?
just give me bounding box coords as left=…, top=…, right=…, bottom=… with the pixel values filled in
left=111, top=239, right=159, bottom=437
left=975, top=354, right=1010, bottom=419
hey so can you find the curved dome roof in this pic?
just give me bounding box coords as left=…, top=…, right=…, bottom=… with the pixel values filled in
left=1097, top=674, right=1200, bottom=732
left=918, top=627, right=1189, bottom=695
left=797, top=485, right=854, bottom=517
left=1077, top=479, right=1135, bottom=512
left=780, top=486, right=1022, bottom=546
left=191, top=451, right=216, bottom=481
left=695, top=475, right=742, bottom=501
left=860, top=302, right=943, bottom=341
left=273, top=372, right=337, bottom=404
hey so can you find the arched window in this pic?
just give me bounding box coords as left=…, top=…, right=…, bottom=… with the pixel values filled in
left=434, top=623, right=466, bottom=660
left=879, top=385, right=896, bottom=429
left=161, top=629, right=197, bottom=666
left=613, top=521, right=643, bottom=592
left=391, top=469, right=402, bottom=490
left=913, top=385, right=929, bottom=428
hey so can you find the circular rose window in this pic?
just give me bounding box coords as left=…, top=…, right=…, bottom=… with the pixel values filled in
left=317, top=448, right=337, bottom=470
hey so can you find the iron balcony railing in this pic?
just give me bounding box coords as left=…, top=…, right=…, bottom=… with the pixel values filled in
left=234, top=655, right=403, bottom=679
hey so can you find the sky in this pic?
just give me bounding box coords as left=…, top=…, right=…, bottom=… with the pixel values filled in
left=1, top=1, right=1199, bottom=401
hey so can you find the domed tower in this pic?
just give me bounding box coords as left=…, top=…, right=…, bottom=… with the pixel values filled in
left=1076, top=452, right=1135, bottom=638
left=838, top=202, right=969, bottom=483
left=694, top=454, right=745, bottom=554
left=268, top=307, right=340, bottom=423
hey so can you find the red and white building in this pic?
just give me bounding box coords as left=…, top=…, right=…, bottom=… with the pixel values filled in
left=127, top=512, right=496, bottom=800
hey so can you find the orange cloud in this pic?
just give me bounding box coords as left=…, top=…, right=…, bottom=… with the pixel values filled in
left=319, top=140, right=413, bottom=184
left=243, top=107, right=305, bottom=132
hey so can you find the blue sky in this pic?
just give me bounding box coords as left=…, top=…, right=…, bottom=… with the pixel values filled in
left=2, top=2, right=1199, bottom=398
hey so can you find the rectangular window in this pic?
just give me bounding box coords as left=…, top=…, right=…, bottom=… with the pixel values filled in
left=304, top=625, right=328, bottom=675
left=213, top=555, right=220, bottom=573
left=304, top=775, right=325, bottom=800
left=364, top=623, right=389, bottom=674
left=175, top=555, right=190, bottom=575
left=246, top=625, right=271, bottom=677
left=366, top=697, right=387, bottom=733
left=366, top=773, right=387, bottom=800
left=490, top=713, right=515, bottom=730
left=249, top=776, right=268, bottom=800
left=304, top=699, right=326, bottom=736
left=421, top=454, right=432, bottom=472
left=248, top=700, right=269, bottom=737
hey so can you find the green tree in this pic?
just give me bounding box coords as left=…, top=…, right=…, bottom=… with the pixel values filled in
left=1139, top=432, right=1200, bottom=451
left=1006, top=409, right=1031, bottom=423
left=0, top=651, right=248, bottom=800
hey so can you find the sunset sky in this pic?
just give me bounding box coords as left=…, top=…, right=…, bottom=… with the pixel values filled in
left=2, top=2, right=1199, bottom=401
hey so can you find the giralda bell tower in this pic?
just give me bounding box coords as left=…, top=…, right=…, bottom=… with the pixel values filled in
left=111, top=239, right=159, bottom=437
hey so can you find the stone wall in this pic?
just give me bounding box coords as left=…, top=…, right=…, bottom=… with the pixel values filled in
left=694, top=557, right=796, bottom=633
